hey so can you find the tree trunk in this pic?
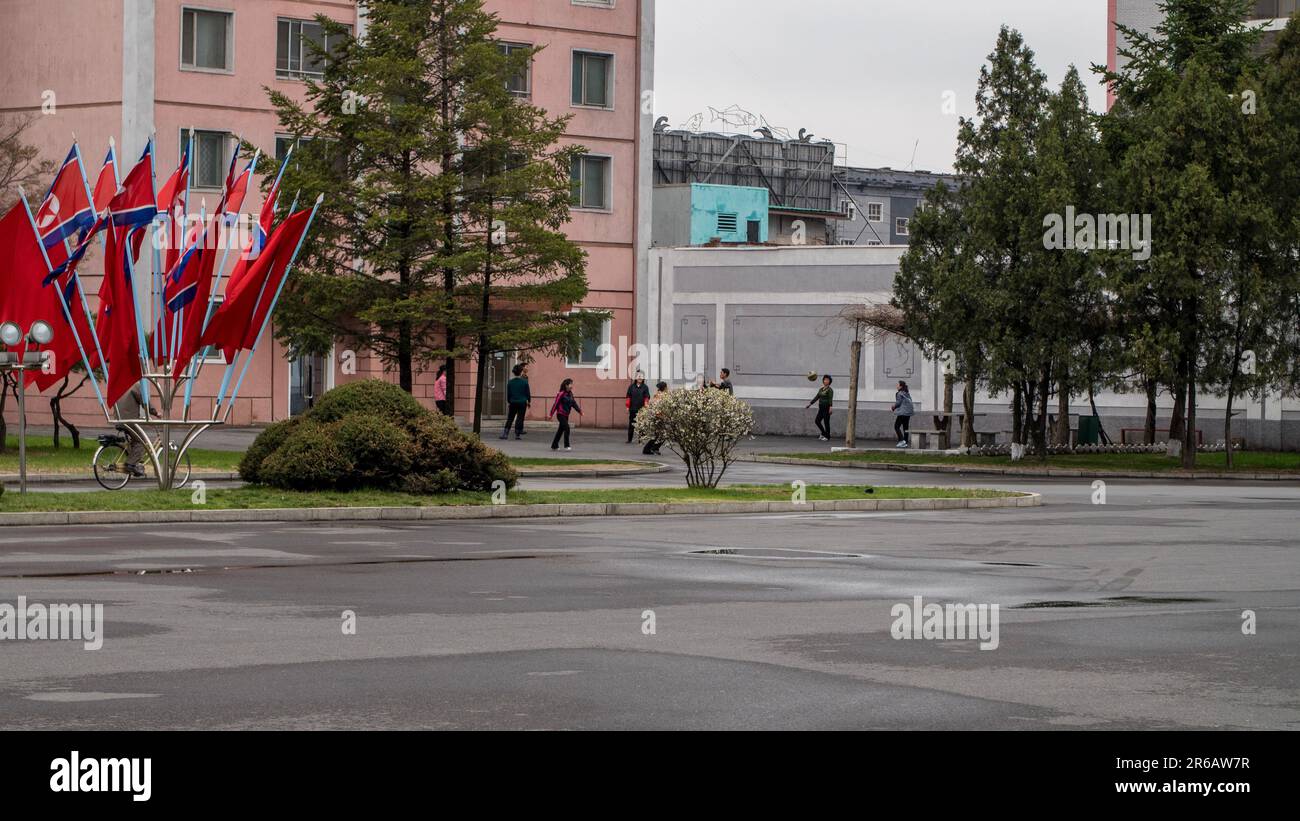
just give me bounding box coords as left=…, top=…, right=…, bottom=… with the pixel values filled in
left=1224, top=388, right=1236, bottom=469
left=0, top=373, right=10, bottom=452
left=961, top=373, right=975, bottom=448
left=941, top=371, right=953, bottom=449
left=845, top=336, right=861, bottom=448
left=1055, top=373, right=1070, bottom=447
left=1036, top=372, right=1051, bottom=463
left=1182, top=363, right=1197, bottom=470
left=472, top=339, right=489, bottom=436
left=1143, top=378, right=1157, bottom=444
left=398, top=321, right=413, bottom=393
left=438, top=18, right=457, bottom=421
left=1011, top=383, right=1023, bottom=445
left=1169, top=371, right=1186, bottom=443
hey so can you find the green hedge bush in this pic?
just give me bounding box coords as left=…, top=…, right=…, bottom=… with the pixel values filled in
left=242, top=379, right=518, bottom=494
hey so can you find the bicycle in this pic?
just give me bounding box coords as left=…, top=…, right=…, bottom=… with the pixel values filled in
left=92, top=427, right=192, bottom=490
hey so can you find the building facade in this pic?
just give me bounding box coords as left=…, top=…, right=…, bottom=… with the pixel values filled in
left=0, top=0, right=654, bottom=430
left=831, top=166, right=956, bottom=247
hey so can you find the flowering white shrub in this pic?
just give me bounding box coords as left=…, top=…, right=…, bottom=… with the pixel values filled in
left=633, top=387, right=754, bottom=487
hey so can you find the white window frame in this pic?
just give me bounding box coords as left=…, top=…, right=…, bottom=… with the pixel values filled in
left=185, top=128, right=231, bottom=191
left=571, top=49, right=615, bottom=110
left=866, top=239, right=883, bottom=246
left=497, top=41, right=532, bottom=97
left=276, top=16, right=352, bottom=81
left=841, top=200, right=856, bottom=221
left=839, top=239, right=856, bottom=246
left=867, top=202, right=883, bottom=222
left=895, top=216, right=910, bottom=236
left=571, top=153, right=613, bottom=212
left=566, top=311, right=612, bottom=368
left=180, top=5, right=235, bottom=74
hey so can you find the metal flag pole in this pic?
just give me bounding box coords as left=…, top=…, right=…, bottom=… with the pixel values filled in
left=222, top=194, right=321, bottom=424
left=69, top=138, right=110, bottom=375
left=16, top=188, right=110, bottom=421
left=210, top=180, right=297, bottom=421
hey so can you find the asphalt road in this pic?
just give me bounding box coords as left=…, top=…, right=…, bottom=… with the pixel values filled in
left=1, top=449, right=1296, bottom=729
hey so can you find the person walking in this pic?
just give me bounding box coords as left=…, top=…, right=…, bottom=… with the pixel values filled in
left=641, top=381, right=669, bottom=455
left=625, top=372, right=651, bottom=443
left=892, top=380, right=915, bottom=448
left=500, top=363, right=531, bottom=440
left=548, top=378, right=582, bottom=451
left=434, top=365, right=449, bottom=416
left=807, top=375, right=834, bottom=441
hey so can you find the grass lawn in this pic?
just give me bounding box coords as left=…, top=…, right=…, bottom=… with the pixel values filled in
left=0, top=437, right=649, bottom=476
left=0, top=435, right=242, bottom=474
left=0, top=483, right=1015, bottom=513
left=772, top=449, right=1300, bottom=473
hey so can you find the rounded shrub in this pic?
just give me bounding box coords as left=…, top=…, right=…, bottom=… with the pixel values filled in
left=244, top=379, right=518, bottom=495
left=239, top=416, right=302, bottom=484
left=309, top=379, right=428, bottom=424
left=336, top=415, right=412, bottom=487
left=258, top=422, right=354, bottom=490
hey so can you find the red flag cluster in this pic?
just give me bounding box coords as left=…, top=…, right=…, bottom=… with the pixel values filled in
left=0, top=137, right=315, bottom=411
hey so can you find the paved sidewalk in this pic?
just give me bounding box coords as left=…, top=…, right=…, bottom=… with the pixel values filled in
left=24, top=422, right=883, bottom=458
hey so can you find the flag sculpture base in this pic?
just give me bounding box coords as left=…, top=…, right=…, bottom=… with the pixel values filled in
left=113, top=371, right=222, bottom=491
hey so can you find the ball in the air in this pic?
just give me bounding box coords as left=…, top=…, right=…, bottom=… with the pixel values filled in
left=806, top=371, right=818, bottom=381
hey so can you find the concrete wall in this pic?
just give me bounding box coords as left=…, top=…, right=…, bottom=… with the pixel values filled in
left=650, top=244, right=1300, bottom=449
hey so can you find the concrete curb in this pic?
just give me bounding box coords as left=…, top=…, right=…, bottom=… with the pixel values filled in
left=742, top=455, right=1300, bottom=481
left=0, top=463, right=670, bottom=486
left=514, top=462, right=671, bottom=478
left=0, top=471, right=241, bottom=485
left=0, top=492, right=1039, bottom=527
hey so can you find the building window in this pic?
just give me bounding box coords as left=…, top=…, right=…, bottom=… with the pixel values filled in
left=570, top=155, right=610, bottom=210
left=277, top=17, right=350, bottom=80
left=867, top=202, right=883, bottom=222
left=841, top=200, right=856, bottom=221
left=895, top=217, right=910, bottom=236
left=572, top=51, right=613, bottom=108
left=181, top=7, right=233, bottom=72
left=187, top=129, right=230, bottom=190
left=839, top=239, right=856, bottom=246
left=573, top=0, right=616, bottom=7
left=567, top=313, right=611, bottom=366
left=716, top=212, right=738, bottom=234
left=498, top=42, right=531, bottom=97
left=866, top=239, right=882, bottom=246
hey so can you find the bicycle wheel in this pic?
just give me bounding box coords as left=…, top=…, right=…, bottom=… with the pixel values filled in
left=169, top=448, right=192, bottom=489
left=92, top=444, right=131, bottom=490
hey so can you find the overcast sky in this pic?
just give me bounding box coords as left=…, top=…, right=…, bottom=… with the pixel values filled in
left=653, top=0, right=1108, bottom=173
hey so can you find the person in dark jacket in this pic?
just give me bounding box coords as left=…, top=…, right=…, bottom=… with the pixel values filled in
left=892, top=380, right=915, bottom=447
left=806, top=375, right=834, bottom=441
left=500, top=363, right=531, bottom=440
left=710, top=368, right=734, bottom=394
left=548, top=378, right=582, bottom=450
left=641, top=381, right=669, bottom=455
left=626, top=372, right=651, bottom=443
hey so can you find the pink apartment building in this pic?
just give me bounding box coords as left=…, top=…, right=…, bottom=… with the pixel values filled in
left=0, top=0, right=655, bottom=430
